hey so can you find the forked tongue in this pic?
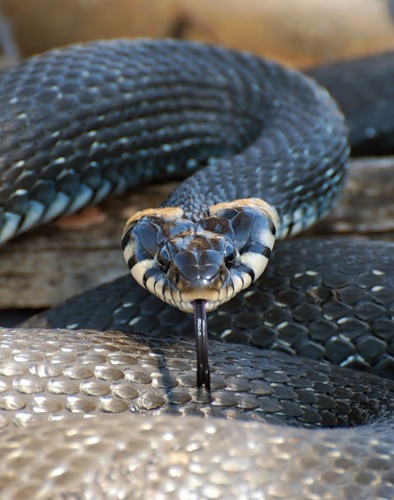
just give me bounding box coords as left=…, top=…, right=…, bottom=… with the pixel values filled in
left=193, top=300, right=210, bottom=390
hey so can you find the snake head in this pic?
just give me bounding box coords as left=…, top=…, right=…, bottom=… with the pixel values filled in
left=122, top=198, right=279, bottom=314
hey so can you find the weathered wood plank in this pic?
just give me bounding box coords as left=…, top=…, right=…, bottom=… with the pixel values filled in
left=313, top=157, right=394, bottom=234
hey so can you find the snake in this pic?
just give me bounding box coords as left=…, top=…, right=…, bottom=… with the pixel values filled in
left=0, top=39, right=394, bottom=498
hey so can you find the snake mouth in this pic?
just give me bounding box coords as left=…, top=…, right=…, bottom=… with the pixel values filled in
left=177, top=297, right=221, bottom=314
left=176, top=278, right=226, bottom=313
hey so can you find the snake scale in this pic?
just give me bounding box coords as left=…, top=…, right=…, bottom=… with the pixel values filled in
left=0, top=39, right=394, bottom=499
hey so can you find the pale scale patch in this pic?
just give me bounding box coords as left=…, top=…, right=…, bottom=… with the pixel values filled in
left=124, top=206, right=184, bottom=230
left=42, top=192, right=70, bottom=222
left=146, top=276, right=165, bottom=301
left=277, top=213, right=292, bottom=239
left=66, top=185, right=93, bottom=214
left=18, top=200, right=45, bottom=232
left=130, top=259, right=153, bottom=290
left=0, top=212, right=21, bottom=243
left=231, top=273, right=246, bottom=298
left=92, top=180, right=113, bottom=204
left=209, top=197, right=279, bottom=233
left=179, top=287, right=220, bottom=305
left=262, top=230, right=276, bottom=251
left=123, top=239, right=136, bottom=267
left=240, top=253, right=270, bottom=282
left=238, top=271, right=253, bottom=289
left=288, top=221, right=304, bottom=236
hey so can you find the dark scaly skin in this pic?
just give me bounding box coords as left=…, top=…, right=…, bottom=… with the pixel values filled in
left=0, top=40, right=393, bottom=497
left=27, top=238, right=394, bottom=380
left=308, top=51, right=394, bottom=155
left=0, top=39, right=347, bottom=242
left=1, top=327, right=394, bottom=498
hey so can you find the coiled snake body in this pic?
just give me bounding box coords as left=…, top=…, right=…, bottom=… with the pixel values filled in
left=0, top=40, right=394, bottom=498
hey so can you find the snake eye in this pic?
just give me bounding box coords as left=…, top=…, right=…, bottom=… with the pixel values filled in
left=224, top=243, right=237, bottom=268
left=157, top=246, right=171, bottom=272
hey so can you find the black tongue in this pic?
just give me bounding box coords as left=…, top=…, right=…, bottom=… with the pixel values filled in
left=193, top=300, right=210, bottom=390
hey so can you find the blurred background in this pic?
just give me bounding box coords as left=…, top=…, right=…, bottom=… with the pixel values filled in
left=1, top=0, right=394, bottom=67
left=1, top=0, right=394, bottom=325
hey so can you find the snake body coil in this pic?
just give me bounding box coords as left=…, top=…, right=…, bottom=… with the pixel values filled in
left=0, top=39, right=347, bottom=243
left=0, top=40, right=393, bottom=498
